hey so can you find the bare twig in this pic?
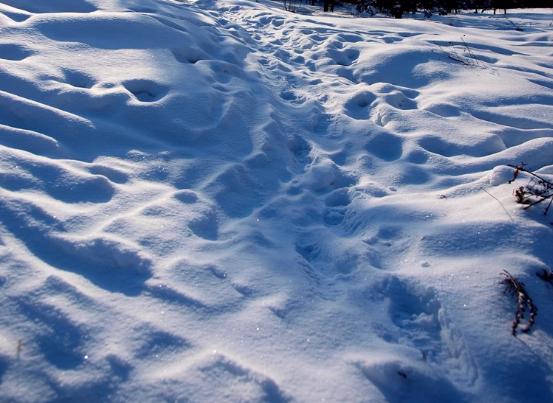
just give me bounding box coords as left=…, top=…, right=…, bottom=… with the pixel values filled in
left=461, top=35, right=479, bottom=66
left=502, top=270, right=537, bottom=336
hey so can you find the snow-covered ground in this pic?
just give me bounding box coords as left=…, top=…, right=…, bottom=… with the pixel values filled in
left=0, top=0, right=552, bottom=401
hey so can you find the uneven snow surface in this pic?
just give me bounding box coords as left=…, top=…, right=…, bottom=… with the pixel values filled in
left=0, top=0, right=552, bottom=401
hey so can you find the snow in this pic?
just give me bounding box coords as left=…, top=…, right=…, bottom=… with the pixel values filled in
left=0, top=0, right=552, bottom=401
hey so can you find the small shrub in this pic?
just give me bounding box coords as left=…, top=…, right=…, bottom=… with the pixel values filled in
left=508, top=164, right=553, bottom=217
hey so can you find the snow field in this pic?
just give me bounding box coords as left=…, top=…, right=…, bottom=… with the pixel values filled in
left=0, top=0, right=552, bottom=401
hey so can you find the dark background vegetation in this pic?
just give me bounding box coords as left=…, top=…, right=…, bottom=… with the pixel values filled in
left=290, top=0, right=551, bottom=17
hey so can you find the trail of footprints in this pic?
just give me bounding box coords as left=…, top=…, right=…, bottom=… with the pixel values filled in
left=222, top=5, right=490, bottom=395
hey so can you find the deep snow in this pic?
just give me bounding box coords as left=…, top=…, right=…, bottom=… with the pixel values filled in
left=0, top=0, right=552, bottom=401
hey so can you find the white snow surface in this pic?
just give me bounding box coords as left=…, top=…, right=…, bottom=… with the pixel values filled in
left=0, top=0, right=552, bottom=401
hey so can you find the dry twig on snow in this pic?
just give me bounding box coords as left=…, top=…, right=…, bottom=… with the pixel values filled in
left=501, top=270, right=537, bottom=336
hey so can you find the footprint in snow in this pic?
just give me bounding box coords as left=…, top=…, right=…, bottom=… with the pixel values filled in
left=122, top=79, right=169, bottom=103
left=62, top=68, right=95, bottom=89
left=344, top=91, right=377, bottom=120
left=0, top=43, right=33, bottom=61
left=364, top=132, right=404, bottom=162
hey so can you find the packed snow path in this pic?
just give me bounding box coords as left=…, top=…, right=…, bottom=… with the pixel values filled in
left=0, top=0, right=552, bottom=401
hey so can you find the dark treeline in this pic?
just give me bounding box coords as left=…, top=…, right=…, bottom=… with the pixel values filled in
left=306, top=0, right=552, bottom=17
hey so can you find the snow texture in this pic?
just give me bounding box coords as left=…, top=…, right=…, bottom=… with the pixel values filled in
left=0, top=0, right=552, bottom=401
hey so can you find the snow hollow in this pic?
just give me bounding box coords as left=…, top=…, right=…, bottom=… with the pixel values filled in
left=0, top=0, right=552, bottom=401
